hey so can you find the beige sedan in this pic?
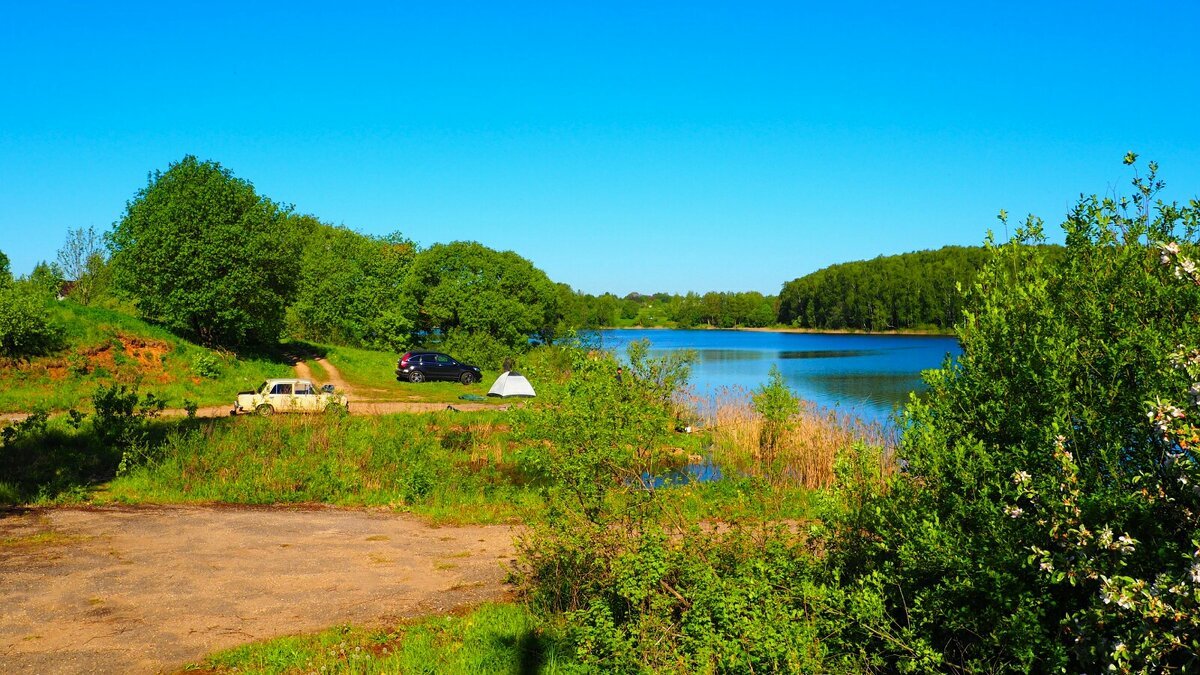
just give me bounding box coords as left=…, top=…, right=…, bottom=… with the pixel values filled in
left=231, top=378, right=349, bottom=416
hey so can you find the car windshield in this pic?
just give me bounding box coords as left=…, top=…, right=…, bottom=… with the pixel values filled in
left=257, top=381, right=270, bottom=395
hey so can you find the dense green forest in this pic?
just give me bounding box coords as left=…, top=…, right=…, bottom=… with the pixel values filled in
left=778, top=245, right=1054, bottom=331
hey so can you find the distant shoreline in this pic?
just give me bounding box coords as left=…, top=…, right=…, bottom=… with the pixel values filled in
left=601, top=325, right=956, bottom=337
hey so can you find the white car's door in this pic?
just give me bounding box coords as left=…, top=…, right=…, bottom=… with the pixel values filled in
left=293, top=381, right=322, bottom=412
left=266, top=381, right=295, bottom=412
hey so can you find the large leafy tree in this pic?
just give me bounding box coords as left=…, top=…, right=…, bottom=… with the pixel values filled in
left=286, top=220, right=417, bottom=351
left=109, top=156, right=301, bottom=349
left=404, top=241, right=561, bottom=365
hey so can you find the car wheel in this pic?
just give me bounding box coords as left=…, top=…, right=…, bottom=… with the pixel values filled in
left=460, top=372, right=476, bottom=385
left=256, top=404, right=275, bottom=417
left=409, top=370, right=425, bottom=383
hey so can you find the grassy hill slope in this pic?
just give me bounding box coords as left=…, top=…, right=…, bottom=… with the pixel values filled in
left=0, top=301, right=295, bottom=413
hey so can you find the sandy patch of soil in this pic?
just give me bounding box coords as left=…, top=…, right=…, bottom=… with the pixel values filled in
left=0, top=505, right=516, bottom=674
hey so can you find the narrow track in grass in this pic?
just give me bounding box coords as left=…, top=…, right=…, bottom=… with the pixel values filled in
left=0, top=504, right=517, bottom=675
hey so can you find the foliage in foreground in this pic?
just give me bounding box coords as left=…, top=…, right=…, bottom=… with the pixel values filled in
left=824, top=158, right=1200, bottom=672
left=509, top=341, right=880, bottom=672
left=105, top=412, right=536, bottom=522
left=508, top=159, right=1200, bottom=674
left=0, top=383, right=165, bottom=503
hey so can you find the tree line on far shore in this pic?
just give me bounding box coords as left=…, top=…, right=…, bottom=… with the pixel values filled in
left=562, top=245, right=1045, bottom=333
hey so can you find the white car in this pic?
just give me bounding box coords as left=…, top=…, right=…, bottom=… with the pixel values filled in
left=231, top=378, right=349, bottom=416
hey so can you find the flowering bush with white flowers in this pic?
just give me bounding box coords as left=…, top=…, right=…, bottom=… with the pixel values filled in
left=825, top=157, right=1200, bottom=673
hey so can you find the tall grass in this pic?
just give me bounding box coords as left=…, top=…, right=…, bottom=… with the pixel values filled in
left=104, top=412, right=539, bottom=523
left=702, top=386, right=893, bottom=488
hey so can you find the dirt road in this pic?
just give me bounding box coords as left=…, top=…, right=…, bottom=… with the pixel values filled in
left=1, top=354, right=509, bottom=424
left=0, top=505, right=517, bottom=674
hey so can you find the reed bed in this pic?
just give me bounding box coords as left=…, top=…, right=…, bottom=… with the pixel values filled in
left=700, top=386, right=894, bottom=488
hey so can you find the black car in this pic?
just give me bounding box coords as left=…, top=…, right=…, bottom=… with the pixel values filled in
left=395, top=351, right=482, bottom=384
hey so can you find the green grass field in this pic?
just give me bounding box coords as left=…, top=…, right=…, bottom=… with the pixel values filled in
left=320, top=343, right=509, bottom=405
left=191, top=603, right=588, bottom=674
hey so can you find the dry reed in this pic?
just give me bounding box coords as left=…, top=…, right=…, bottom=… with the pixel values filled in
left=702, top=386, right=894, bottom=489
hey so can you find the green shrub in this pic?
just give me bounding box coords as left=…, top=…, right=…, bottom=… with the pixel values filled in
left=825, top=157, right=1200, bottom=672
left=0, top=285, right=65, bottom=357
left=190, top=352, right=221, bottom=379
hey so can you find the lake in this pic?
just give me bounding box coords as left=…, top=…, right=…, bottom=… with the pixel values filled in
left=598, top=329, right=961, bottom=424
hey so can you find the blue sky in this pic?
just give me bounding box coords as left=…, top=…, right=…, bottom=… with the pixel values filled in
left=2, top=1, right=1198, bottom=295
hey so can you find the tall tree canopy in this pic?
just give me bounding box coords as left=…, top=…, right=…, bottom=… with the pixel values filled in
left=109, top=156, right=301, bottom=349
left=404, top=241, right=561, bottom=365
left=286, top=219, right=417, bottom=351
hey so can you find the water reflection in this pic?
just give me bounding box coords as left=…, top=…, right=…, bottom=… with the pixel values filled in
left=601, top=329, right=960, bottom=424
left=695, top=349, right=764, bottom=362
left=778, top=349, right=879, bottom=359
left=802, top=372, right=924, bottom=417
left=643, top=459, right=724, bottom=488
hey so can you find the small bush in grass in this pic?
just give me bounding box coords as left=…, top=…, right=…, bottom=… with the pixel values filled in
left=0, top=284, right=66, bottom=357
left=751, top=365, right=800, bottom=464
left=191, top=352, right=221, bottom=378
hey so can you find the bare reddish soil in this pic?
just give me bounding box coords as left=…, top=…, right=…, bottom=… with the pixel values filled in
left=0, top=505, right=516, bottom=674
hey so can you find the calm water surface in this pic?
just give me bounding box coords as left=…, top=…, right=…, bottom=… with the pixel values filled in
left=600, top=329, right=960, bottom=424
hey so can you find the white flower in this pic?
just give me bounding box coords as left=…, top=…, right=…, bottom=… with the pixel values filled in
left=1165, top=242, right=1181, bottom=255
left=1190, top=562, right=1200, bottom=585
left=1013, top=470, right=1031, bottom=485
left=1005, top=505, right=1024, bottom=518
left=1040, top=560, right=1054, bottom=573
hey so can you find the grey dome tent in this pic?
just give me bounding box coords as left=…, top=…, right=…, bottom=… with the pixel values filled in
left=487, top=370, right=536, bottom=398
